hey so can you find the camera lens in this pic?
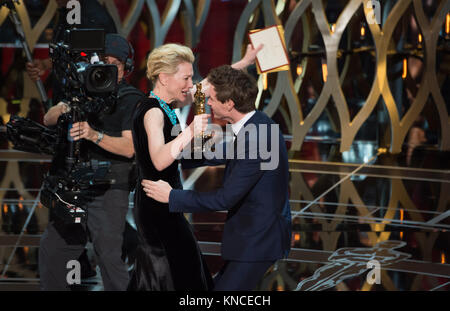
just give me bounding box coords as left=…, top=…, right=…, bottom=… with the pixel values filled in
left=84, top=64, right=117, bottom=94
left=89, top=67, right=113, bottom=90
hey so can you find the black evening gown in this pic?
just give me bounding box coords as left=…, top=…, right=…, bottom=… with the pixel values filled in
left=128, top=97, right=213, bottom=291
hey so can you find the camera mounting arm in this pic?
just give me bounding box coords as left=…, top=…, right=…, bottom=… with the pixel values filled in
left=1, top=0, right=49, bottom=106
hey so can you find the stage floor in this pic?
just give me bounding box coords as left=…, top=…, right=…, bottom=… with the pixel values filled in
left=0, top=142, right=448, bottom=291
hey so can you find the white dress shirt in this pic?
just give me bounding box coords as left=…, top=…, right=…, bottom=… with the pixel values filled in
left=231, top=110, right=256, bottom=141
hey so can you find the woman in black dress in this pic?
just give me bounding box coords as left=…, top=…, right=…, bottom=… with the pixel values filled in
left=128, top=43, right=211, bottom=290
left=128, top=42, right=262, bottom=290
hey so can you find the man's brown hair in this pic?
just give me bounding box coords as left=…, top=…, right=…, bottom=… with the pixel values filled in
left=207, top=65, right=258, bottom=113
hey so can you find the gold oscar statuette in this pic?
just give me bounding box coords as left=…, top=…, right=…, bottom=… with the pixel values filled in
left=193, top=83, right=212, bottom=152
left=194, top=82, right=206, bottom=115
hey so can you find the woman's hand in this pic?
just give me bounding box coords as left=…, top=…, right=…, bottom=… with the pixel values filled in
left=188, top=114, right=210, bottom=137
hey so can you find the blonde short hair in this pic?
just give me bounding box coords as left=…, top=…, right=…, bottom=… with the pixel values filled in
left=146, top=43, right=195, bottom=84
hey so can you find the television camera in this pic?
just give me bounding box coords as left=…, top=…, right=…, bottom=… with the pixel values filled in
left=6, top=28, right=119, bottom=224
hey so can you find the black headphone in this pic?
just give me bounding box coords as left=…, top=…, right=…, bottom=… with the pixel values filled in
left=124, top=41, right=135, bottom=74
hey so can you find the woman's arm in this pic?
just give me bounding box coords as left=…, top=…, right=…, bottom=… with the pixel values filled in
left=144, top=108, right=208, bottom=171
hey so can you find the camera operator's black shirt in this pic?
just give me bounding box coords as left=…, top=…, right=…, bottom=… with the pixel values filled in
left=86, top=81, right=143, bottom=190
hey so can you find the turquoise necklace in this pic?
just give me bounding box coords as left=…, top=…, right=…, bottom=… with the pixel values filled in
left=150, top=91, right=177, bottom=125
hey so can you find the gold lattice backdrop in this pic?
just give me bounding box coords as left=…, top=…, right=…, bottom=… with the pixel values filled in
left=231, top=0, right=450, bottom=154
left=0, top=1, right=448, bottom=291
left=0, top=0, right=449, bottom=153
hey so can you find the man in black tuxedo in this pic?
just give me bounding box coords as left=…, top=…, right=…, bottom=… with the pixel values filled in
left=142, top=65, right=292, bottom=291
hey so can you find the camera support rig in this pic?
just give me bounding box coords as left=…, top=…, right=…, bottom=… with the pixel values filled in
left=6, top=29, right=120, bottom=224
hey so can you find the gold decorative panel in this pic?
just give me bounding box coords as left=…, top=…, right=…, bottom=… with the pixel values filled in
left=0, top=0, right=211, bottom=116
left=1, top=0, right=448, bottom=152
left=0, top=0, right=448, bottom=291
left=232, top=0, right=449, bottom=153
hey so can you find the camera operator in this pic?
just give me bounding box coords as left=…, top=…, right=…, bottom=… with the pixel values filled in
left=38, top=34, right=143, bottom=291
left=26, top=0, right=117, bottom=105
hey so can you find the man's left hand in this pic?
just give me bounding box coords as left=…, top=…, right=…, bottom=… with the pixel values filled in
left=141, top=179, right=172, bottom=203
left=70, top=121, right=97, bottom=142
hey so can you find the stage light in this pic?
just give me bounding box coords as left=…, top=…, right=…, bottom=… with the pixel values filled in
left=296, top=64, right=303, bottom=76
left=322, top=62, right=328, bottom=82
left=18, top=196, right=24, bottom=211
left=446, top=13, right=450, bottom=35
left=441, top=252, right=446, bottom=264
left=3, top=204, right=7, bottom=214
left=402, top=58, right=407, bottom=79
left=399, top=208, right=404, bottom=240
left=262, top=73, right=268, bottom=90
left=360, top=25, right=365, bottom=38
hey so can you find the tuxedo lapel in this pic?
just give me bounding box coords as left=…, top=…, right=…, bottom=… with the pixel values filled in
left=224, top=112, right=262, bottom=179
